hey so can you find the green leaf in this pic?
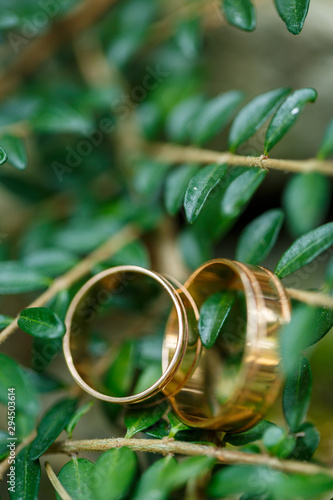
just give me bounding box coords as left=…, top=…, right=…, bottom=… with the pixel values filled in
left=275, top=0, right=310, bottom=35
left=192, top=91, right=244, bottom=145
left=306, top=292, right=333, bottom=346
left=0, top=430, right=10, bottom=460
left=165, top=456, right=215, bottom=490
left=165, top=164, right=199, bottom=216
left=32, top=102, right=93, bottom=134
left=263, top=426, right=296, bottom=458
left=66, top=401, right=94, bottom=438
left=0, top=261, right=50, bottom=294
left=264, top=88, right=317, bottom=154
left=133, top=457, right=176, bottom=500
left=0, top=145, right=8, bottom=165
left=104, top=342, right=135, bottom=397
left=198, top=291, right=235, bottom=349
left=224, top=420, right=276, bottom=446
left=178, top=228, right=213, bottom=270
left=228, top=88, right=290, bottom=152
left=283, top=357, right=312, bottom=432
left=18, top=307, right=66, bottom=339
left=93, top=447, right=136, bottom=500
left=29, top=398, right=77, bottom=460
left=133, top=160, right=171, bottom=198
left=221, top=168, right=267, bottom=217
left=174, top=17, right=202, bottom=59
left=283, top=173, right=331, bottom=237
left=22, top=367, right=65, bottom=393
left=0, top=354, right=39, bottom=416
left=291, top=422, right=320, bottom=461
left=280, top=305, right=318, bottom=375
left=168, top=412, right=191, bottom=438
left=9, top=446, right=41, bottom=500
left=125, top=402, right=167, bottom=438
left=23, top=248, right=78, bottom=277
left=0, top=134, right=27, bottom=170
left=318, top=118, right=333, bottom=159
left=99, top=240, right=150, bottom=270
left=0, top=314, right=14, bottom=329
left=222, top=0, right=256, bottom=31
left=236, top=209, right=284, bottom=265
left=166, top=95, right=205, bottom=144
left=57, top=458, right=95, bottom=500
left=275, top=222, right=333, bottom=278
left=184, top=164, right=227, bottom=223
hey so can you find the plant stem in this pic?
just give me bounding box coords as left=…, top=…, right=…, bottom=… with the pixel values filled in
left=50, top=437, right=333, bottom=477
left=0, top=224, right=139, bottom=346
left=45, top=461, right=73, bottom=500
left=146, top=142, right=333, bottom=176
left=286, top=288, right=333, bottom=308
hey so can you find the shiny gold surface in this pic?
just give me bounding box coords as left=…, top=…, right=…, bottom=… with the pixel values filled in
left=163, top=259, right=292, bottom=432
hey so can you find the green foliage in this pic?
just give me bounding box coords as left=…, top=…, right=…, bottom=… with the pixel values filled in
left=57, top=458, right=95, bottom=500
left=318, top=118, right=333, bottom=159
left=125, top=403, right=167, bottom=438
left=236, top=209, right=284, bottom=264
left=18, top=307, right=66, bottom=339
left=222, top=0, right=256, bottom=32
left=275, top=0, right=311, bottom=35
left=263, top=426, right=296, bottom=458
left=283, top=357, right=312, bottom=432
left=264, top=88, right=317, bottom=154
left=164, top=164, right=199, bottom=215
left=0, top=262, right=51, bottom=294
left=228, top=88, right=290, bottom=152
left=0, top=134, right=27, bottom=170
left=275, top=222, right=333, bottom=278
left=198, top=291, right=235, bottom=348
left=9, top=447, right=41, bottom=500
left=65, top=401, right=94, bottom=438
left=224, top=420, right=276, bottom=446
left=221, top=168, right=267, bottom=217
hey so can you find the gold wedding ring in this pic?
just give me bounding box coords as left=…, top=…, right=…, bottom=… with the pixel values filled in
left=63, top=260, right=291, bottom=432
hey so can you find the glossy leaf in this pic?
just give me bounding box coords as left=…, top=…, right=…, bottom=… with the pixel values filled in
left=125, top=402, right=167, bottom=438
left=0, top=145, right=7, bottom=164
left=57, top=458, right=95, bottom=500
left=263, top=426, right=296, bottom=458
left=291, top=422, right=320, bottom=461
left=222, top=0, right=256, bottom=31
left=29, top=398, right=77, bottom=460
left=66, top=401, right=94, bottom=438
left=275, top=0, right=310, bottom=35
left=306, top=293, right=333, bottom=346
left=133, top=457, right=176, bottom=500
left=224, top=420, right=276, bottom=446
left=228, top=88, right=290, bottom=152
left=166, top=95, right=205, bottom=144
left=104, top=342, right=135, bottom=397
left=184, top=164, right=227, bottom=223
left=192, top=91, right=244, bottom=145
left=236, top=209, right=284, bottom=265
left=0, top=261, right=50, bottom=294
left=0, top=430, right=10, bottom=460
left=283, top=357, right=312, bottom=432
left=23, top=248, right=78, bottom=277
left=280, top=305, right=318, bottom=375
left=221, top=168, right=267, bottom=217
left=0, top=313, right=14, bottom=328
left=93, top=447, right=136, bottom=500
left=198, top=291, right=235, bottom=349
left=0, top=354, right=39, bottom=416
left=283, top=173, right=331, bottom=237
left=168, top=412, right=191, bottom=438
left=164, top=164, right=199, bottom=215
left=0, top=134, right=27, bottom=170
left=264, top=88, right=317, bottom=154
left=9, top=446, right=41, bottom=500
left=318, top=118, right=333, bottom=159
left=275, top=222, right=333, bottom=278
left=18, top=307, right=66, bottom=339
left=178, top=228, right=213, bottom=270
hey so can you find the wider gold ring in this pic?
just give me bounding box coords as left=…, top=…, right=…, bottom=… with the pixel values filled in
left=163, top=259, right=292, bottom=432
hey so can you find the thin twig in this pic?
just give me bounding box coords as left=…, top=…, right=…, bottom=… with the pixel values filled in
left=286, top=288, right=333, bottom=309
left=45, top=461, right=73, bottom=500
left=0, top=0, right=121, bottom=99
left=145, top=142, right=333, bottom=176
left=50, top=437, right=333, bottom=477
left=0, top=224, right=139, bottom=346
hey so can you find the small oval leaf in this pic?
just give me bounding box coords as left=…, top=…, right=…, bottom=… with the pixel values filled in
left=228, top=88, right=290, bottom=152
left=0, top=145, right=8, bottom=165
left=125, top=402, right=167, bottom=438
left=166, top=95, right=205, bottom=144
left=164, top=164, right=199, bottom=216
left=224, top=420, right=276, bottom=446
left=9, top=446, right=41, bottom=500
left=236, top=209, right=284, bottom=265
left=29, top=398, right=78, bottom=460
left=184, top=164, right=227, bottom=223
left=192, top=91, right=244, bottom=145
left=198, top=291, right=235, bottom=349
left=264, top=88, right=317, bottom=154
left=283, top=173, right=331, bottom=237
left=221, top=168, right=267, bottom=217
left=291, top=422, right=320, bottom=461
left=263, top=426, right=296, bottom=458
left=57, top=458, right=95, bottom=500
left=0, top=261, right=50, bottom=294
left=283, top=357, right=312, bottom=432
left=318, top=118, right=333, bottom=159
left=275, top=222, right=333, bottom=278
left=18, top=307, right=66, bottom=339
left=0, top=134, right=27, bottom=170
left=222, top=0, right=256, bottom=31
left=275, top=0, right=310, bottom=35
left=65, top=401, right=94, bottom=439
